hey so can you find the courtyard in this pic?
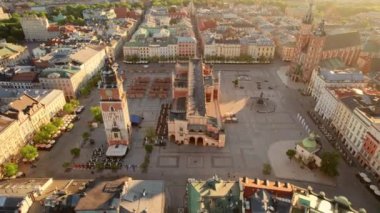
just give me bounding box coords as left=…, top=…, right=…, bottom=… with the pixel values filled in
left=24, top=61, right=380, bottom=212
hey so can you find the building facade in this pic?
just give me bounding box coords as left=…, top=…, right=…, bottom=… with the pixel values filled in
left=168, top=60, right=225, bottom=147
left=0, top=115, right=24, bottom=164
left=99, top=59, right=131, bottom=157
left=20, top=15, right=59, bottom=41
left=39, top=46, right=106, bottom=99
left=308, top=64, right=366, bottom=100
left=3, top=94, right=49, bottom=142
left=289, top=4, right=361, bottom=82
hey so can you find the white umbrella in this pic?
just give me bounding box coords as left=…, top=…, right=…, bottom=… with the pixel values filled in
left=359, top=172, right=368, bottom=178
left=369, top=185, right=378, bottom=190
left=374, top=190, right=380, bottom=196
left=363, top=177, right=371, bottom=183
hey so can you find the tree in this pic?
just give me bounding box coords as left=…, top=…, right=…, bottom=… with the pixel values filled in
left=286, top=149, right=296, bottom=161
left=232, top=79, right=239, bottom=88
left=145, top=144, right=153, bottom=154
left=90, top=106, right=103, bottom=122
left=52, top=118, right=63, bottom=128
left=21, top=145, right=38, bottom=161
left=145, top=127, right=156, bottom=143
left=70, top=99, right=80, bottom=108
left=63, top=103, right=75, bottom=114
left=82, top=132, right=90, bottom=141
left=70, top=148, right=81, bottom=158
left=320, top=152, right=340, bottom=177
left=33, top=130, right=50, bottom=144
left=63, top=99, right=79, bottom=114
left=41, top=123, right=58, bottom=136
left=62, top=162, right=71, bottom=168
left=3, top=163, right=18, bottom=177
left=262, top=163, right=272, bottom=175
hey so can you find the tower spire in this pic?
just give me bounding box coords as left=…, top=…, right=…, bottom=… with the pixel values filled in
left=303, top=0, right=314, bottom=25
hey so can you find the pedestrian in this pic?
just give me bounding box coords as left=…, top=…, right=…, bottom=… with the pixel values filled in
left=132, top=164, right=136, bottom=172
left=126, top=164, right=129, bottom=170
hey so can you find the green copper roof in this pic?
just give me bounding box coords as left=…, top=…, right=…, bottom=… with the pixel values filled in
left=40, top=67, right=80, bottom=78
left=53, top=13, right=66, bottom=22
left=299, top=133, right=319, bottom=152
left=0, top=43, right=26, bottom=58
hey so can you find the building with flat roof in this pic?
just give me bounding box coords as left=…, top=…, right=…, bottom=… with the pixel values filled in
left=187, top=175, right=244, bottom=213
left=308, top=58, right=367, bottom=100
left=75, top=178, right=124, bottom=212
left=168, top=59, right=225, bottom=147
left=119, top=179, right=166, bottom=213
left=39, top=46, right=106, bottom=99
left=0, top=178, right=52, bottom=213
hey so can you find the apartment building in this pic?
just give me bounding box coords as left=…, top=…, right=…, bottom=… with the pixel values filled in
left=39, top=46, right=106, bottom=99
left=20, top=15, right=59, bottom=41
left=308, top=59, right=367, bottom=100
left=0, top=115, right=24, bottom=164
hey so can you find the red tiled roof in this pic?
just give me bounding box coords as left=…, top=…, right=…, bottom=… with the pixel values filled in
left=11, top=72, right=38, bottom=82
left=47, top=24, right=59, bottom=32
left=114, top=7, right=129, bottom=19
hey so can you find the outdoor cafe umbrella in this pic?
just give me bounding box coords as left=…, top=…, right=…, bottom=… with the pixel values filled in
left=363, top=177, right=371, bottom=184
left=374, top=190, right=380, bottom=197
left=369, top=185, right=378, bottom=191
left=359, top=172, right=368, bottom=178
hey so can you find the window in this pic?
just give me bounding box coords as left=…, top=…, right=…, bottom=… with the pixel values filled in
left=110, top=106, right=115, bottom=111
left=113, top=132, right=119, bottom=139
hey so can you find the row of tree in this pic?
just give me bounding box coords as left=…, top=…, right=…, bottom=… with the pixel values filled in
left=2, top=145, right=39, bottom=177
left=63, top=99, right=80, bottom=114
left=80, top=74, right=101, bottom=97
left=33, top=118, right=64, bottom=144
left=0, top=14, right=24, bottom=43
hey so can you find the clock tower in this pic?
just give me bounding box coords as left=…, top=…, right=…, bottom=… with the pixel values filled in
left=99, top=58, right=131, bottom=153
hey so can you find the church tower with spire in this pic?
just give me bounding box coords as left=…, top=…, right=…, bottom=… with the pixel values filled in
left=99, top=58, right=131, bottom=154
left=290, top=1, right=316, bottom=82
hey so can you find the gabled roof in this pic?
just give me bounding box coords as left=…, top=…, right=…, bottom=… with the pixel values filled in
left=323, top=31, right=361, bottom=51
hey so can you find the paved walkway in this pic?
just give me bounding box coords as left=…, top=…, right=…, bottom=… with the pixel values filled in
left=268, top=140, right=335, bottom=186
